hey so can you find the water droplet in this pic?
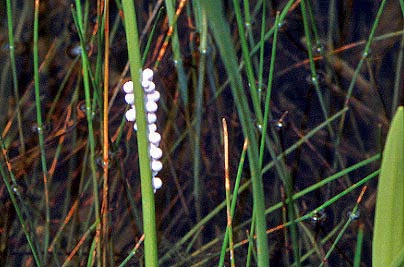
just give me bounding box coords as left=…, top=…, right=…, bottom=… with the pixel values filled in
left=272, top=111, right=288, bottom=130
left=313, top=42, right=325, bottom=55
left=362, top=51, right=369, bottom=58
left=256, top=123, right=262, bottom=132
left=31, top=123, right=51, bottom=134
left=311, top=76, right=318, bottom=85
left=272, top=120, right=285, bottom=130
left=95, top=153, right=112, bottom=169
left=277, top=21, right=285, bottom=29
left=12, top=184, right=20, bottom=195
left=310, top=210, right=327, bottom=224
left=66, top=44, right=82, bottom=59
left=348, top=209, right=360, bottom=221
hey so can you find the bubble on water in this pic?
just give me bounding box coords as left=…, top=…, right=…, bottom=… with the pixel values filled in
left=348, top=209, right=360, bottom=221
left=311, top=76, right=318, bottom=85
left=313, top=42, right=325, bottom=55
left=277, top=21, right=285, bottom=29
left=12, top=185, right=19, bottom=194
left=362, top=51, right=369, bottom=58
left=256, top=123, right=262, bottom=132
left=66, top=44, right=82, bottom=59
left=310, top=210, right=327, bottom=224
left=272, top=120, right=285, bottom=130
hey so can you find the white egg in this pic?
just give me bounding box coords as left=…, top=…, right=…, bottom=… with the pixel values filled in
left=149, top=145, right=162, bottom=160
left=143, top=82, right=156, bottom=93
left=153, top=177, right=163, bottom=190
left=124, top=93, right=135, bottom=105
left=123, top=80, right=134, bottom=93
left=149, top=131, right=161, bottom=144
left=142, top=68, right=154, bottom=81
left=125, top=108, right=136, bottom=122
left=151, top=160, right=163, bottom=172
left=147, top=113, right=157, bottom=124
left=145, top=101, right=158, bottom=113
left=146, top=90, right=160, bottom=102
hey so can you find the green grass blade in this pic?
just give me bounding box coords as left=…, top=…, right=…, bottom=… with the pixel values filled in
left=199, top=1, right=269, bottom=266
left=33, top=1, right=50, bottom=262
left=121, top=1, right=158, bottom=266
left=373, top=106, right=404, bottom=267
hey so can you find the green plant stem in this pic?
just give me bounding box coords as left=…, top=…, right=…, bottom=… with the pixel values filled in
left=300, top=0, right=334, bottom=138
left=33, top=0, right=50, bottom=262
left=353, top=223, right=364, bottom=267
left=218, top=139, right=248, bottom=267
left=5, top=0, right=25, bottom=154
left=71, top=2, right=101, bottom=265
left=232, top=0, right=263, bottom=123
left=160, top=108, right=350, bottom=265
left=335, top=0, right=388, bottom=166
left=199, top=1, right=269, bottom=266
left=121, top=1, right=158, bottom=266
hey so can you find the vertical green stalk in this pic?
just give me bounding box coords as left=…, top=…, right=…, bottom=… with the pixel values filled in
left=219, top=139, right=248, bottom=267
left=6, top=0, right=25, bottom=153
left=231, top=0, right=263, bottom=123
left=300, top=0, right=334, bottom=137
left=336, top=0, right=388, bottom=151
left=33, top=0, right=50, bottom=262
left=257, top=0, right=266, bottom=102
left=199, top=1, right=269, bottom=266
left=191, top=0, right=207, bottom=230
left=71, top=2, right=101, bottom=265
left=353, top=223, right=364, bottom=267
left=121, top=1, right=158, bottom=266
left=164, top=0, right=188, bottom=106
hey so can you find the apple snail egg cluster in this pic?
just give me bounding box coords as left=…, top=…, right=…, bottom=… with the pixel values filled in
left=122, top=68, right=162, bottom=193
